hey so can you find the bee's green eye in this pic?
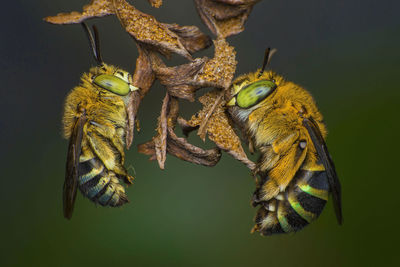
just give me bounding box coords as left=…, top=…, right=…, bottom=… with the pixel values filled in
left=93, top=74, right=130, bottom=96
left=236, top=80, right=276, bottom=108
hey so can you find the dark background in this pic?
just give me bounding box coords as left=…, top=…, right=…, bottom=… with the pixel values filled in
left=1, top=0, right=399, bottom=266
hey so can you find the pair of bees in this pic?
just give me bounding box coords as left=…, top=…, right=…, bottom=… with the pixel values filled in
left=62, top=23, right=342, bottom=236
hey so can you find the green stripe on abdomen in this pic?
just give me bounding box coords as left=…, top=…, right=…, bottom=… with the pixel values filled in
left=298, top=183, right=328, bottom=200
left=277, top=201, right=293, bottom=233
left=288, top=191, right=316, bottom=223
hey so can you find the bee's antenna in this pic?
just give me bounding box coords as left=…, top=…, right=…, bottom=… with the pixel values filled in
left=258, top=47, right=277, bottom=78
left=92, top=25, right=103, bottom=63
left=81, top=22, right=103, bottom=65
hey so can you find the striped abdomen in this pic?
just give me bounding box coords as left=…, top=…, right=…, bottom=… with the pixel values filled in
left=77, top=144, right=128, bottom=207
left=252, top=169, right=329, bottom=235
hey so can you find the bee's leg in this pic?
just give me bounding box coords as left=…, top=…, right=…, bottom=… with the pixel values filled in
left=256, top=132, right=308, bottom=202
left=255, top=131, right=300, bottom=178
left=91, top=124, right=134, bottom=184
left=257, top=146, right=279, bottom=173
left=271, top=131, right=299, bottom=155
left=86, top=125, right=133, bottom=184
left=89, top=120, right=125, bottom=157
left=253, top=178, right=280, bottom=204
left=90, top=122, right=134, bottom=185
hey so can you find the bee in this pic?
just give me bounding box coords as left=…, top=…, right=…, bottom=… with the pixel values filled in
left=62, top=23, right=139, bottom=219
left=226, top=48, right=342, bottom=235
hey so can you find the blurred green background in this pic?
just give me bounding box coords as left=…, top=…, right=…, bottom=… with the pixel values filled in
left=1, top=0, right=399, bottom=266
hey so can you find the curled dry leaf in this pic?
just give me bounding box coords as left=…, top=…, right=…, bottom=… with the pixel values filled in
left=45, top=0, right=211, bottom=60
left=126, top=44, right=155, bottom=149
left=138, top=97, right=222, bottom=167
left=181, top=90, right=255, bottom=170
left=166, top=95, right=180, bottom=127
left=148, top=0, right=163, bottom=8
left=43, top=0, right=113, bottom=24
left=166, top=128, right=222, bottom=166
left=132, top=44, right=155, bottom=97
left=153, top=93, right=169, bottom=169
left=202, top=1, right=248, bottom=20
left=149, top=54, right=208, bottom=101
left=126, top=90, right=141, bottom=149
left=148, top=38, right=236, bottom=103
left=178, top=117, right=199, bottom=137
left=113, top=0, right=192, bottom=59
left=138, top=132, right=222, bottom=166
left=165, top=24, right=213, bottom=54
left=194, top=0, right=260, bottom=38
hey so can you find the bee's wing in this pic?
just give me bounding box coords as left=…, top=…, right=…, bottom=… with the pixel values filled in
left=63, top=112, right=87, bottom=219
left=303, top=117, right=343, bottom=225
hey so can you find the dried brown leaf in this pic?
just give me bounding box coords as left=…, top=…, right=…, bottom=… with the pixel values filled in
left=154, top=93, right=169, bottom=169
left=126, top=90, right=141, bottom=149
left=201, top=1, right=248, bottom=20
left=194, top=0, right=259, bottom=38
left=166, top=128, right=222, bottom=166
left=148, top=38, right=235, bottom=102
left=137, top=141, right=158, bottom=161
left=178, top=117, right=199, bottom=137
left=138, top=97, right=222, bottom=167
left=132, top=44, right=156, bottom=97
left=214, top=9, right=252, bottom=37
left=113, top=0, right=192, bottom=59
left=126, top=44, right=155, bottom=149
left=184, top=90, right=255, bottom=169
left=45, top=0, right=196, bottom=59
left=167, top=96, right=180, bottom=128
left=148, top=0, right=163, bottom=8
left=44, top=0, right=113, bottom=24
left=150, top=54, right=208, bottom=101
left=138, top=133, right=222, bottom=166
left=165, top=24, right=212, bottom=54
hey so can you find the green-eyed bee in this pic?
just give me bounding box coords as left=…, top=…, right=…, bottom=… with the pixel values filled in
left=62, top=23, right=138, bottom=219
left=227, top=49, right=342, bottom=235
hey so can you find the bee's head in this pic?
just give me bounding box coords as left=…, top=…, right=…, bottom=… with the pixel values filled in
left=226, top=75, right=277, bottom=109
left=227, top=48, right=277, bottom=110
left=90, top=64, right=138, bottom=96
left=82, top=22, right=138, bottom=96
